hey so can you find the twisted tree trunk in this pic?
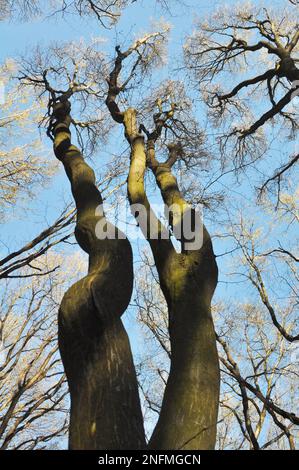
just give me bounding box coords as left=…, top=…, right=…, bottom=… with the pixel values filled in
left=124, top=109, right=220, bottom=450
left=147, top=171, right=220, bottom=450
left=52, top=101, right=145, bottom=450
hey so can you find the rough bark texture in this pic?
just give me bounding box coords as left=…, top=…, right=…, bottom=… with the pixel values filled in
left=52, top=101, right=145, bottom=450
left=124, top=108, right=220, bottom=450
left=147, top=231, right=219, bottom=450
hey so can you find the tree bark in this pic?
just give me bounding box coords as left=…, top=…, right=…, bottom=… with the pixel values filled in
left=52, top=101, right=145, bottom=450
left=147, top=230, right=220, bottom=450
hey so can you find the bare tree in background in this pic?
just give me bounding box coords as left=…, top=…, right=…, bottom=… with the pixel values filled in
left=0, top=0, right=176, bottom=25
left=0, top=0, right=131, bottom=25
left=184, top=2, right=299, bottom=181
left=134, top=239, right=299, bottom=449
left=0, top=253, right=85, bottom=449
left=0, top=61, right=56, bottom=217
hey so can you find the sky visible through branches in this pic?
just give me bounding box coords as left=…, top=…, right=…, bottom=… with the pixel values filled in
left=0, top=0, right=298, bottom=448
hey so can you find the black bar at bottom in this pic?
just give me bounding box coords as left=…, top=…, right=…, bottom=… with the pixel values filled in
left=0, top=449, right=296, bottom=466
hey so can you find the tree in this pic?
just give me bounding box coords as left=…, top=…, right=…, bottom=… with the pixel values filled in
left=1, top=1, right=174, bottom=25
left=0, top=44, right=141, bottom=448
left=0, top=75, right=141, bottom=449
left=17, top=38, right=148, bottom=447
left=47, top=96, right=145, bottom=449
left=0, top=60, right=56, bottom=218
left=0, top=0, right=132, bottom=25
left=184, top=2, right=299, bottom=175
left=0, top=253, right=81, bottom=449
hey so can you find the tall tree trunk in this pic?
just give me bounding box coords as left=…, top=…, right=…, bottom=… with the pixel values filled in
left=52, top=101, right=145, bottom=450
left=148, top=233, right=219, bottom=450
left=124, top=109, right=220, bottom=450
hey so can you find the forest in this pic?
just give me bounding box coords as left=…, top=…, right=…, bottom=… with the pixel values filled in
left=0, top=0, right=298, bottom=452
